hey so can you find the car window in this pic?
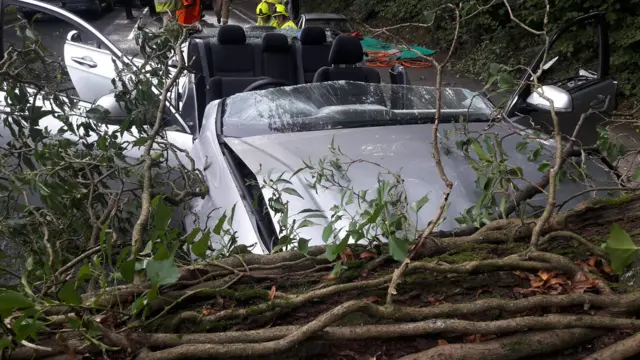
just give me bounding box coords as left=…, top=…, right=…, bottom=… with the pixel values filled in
left=2, top=5, right=102, bottom=98
left=305, top=19, right=352, bottom=33
left=538, top=20, right=600, bottom=86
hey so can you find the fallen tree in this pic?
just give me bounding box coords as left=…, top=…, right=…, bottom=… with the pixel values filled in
left=2, top=2, right=640, bottom=360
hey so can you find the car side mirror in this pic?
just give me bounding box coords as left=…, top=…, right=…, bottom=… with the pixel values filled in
left=525, top=85, right=573, bottom=113
left=67, top=30, right=82, bottom=43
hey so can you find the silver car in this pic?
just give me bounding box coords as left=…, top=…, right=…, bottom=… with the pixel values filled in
left=0, top=1, right=621, bottom=255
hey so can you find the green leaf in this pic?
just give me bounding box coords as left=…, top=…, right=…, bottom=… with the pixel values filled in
left=470, top=139, right=491, bottom=162
left=154, top=199, right=172, bottom=231
left=498, top=72, right=515, bottom=89
left=411, top=194, right=430, bottom=213
left=76, top=264, right=93, bottom=284
left=322, top=223, right=333, bottom=243
left=119, top=258, right=136, bottom=283
left=58, top=281, right=82, bottom=305
left=604, top=223, right=638, bottom=275
left=324, top=244, right=339, bottom=261
left=537, top=161, right=551, bottom=173
left=516, top=141, right=528, bottom=152
left=213, top=213, right=227, bottom=235
left=633, top=168, right=640, bottom=180
left=298, top=238, right=310, bottom=255
left=146, top=259, right=181, bottom=285
left=0, top=290, right=34, bottom=317
left=489, top=63, right=501, bottom=75
left=388, top=236, right=409, bottom=262
left=297, top=219, right=318, bottom=229
left=282, top=187, right=303, bottom=199
left=133, top=137, right=149, bottom=146
left=192, top=230, right=211, bottom=259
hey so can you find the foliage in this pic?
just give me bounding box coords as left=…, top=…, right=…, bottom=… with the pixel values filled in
left=303, top=0, right=640, bottom=97
left=0, top=6, right=638, bottom=360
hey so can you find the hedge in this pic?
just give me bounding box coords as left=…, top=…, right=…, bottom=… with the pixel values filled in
left=302, top=0, right=640, bottom=97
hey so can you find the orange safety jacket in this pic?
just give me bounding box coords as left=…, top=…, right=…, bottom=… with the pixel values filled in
left=176, top=0, right=201, bottom=25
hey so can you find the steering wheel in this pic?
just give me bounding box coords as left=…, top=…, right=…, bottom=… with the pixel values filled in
left=243, top=78, right=292, bottom=92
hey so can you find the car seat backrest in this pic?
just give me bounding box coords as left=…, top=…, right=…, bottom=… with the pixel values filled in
left=210, top=25, right=261, bottom=77
left=261, top=32, right=297, bottom=84
left=187, top=37, right=213, bottom=125
left=313, top=34, right=381, bottom=84
left=206, top=76, right=270, bottom=104
left=299, top=26, right=331, bottom=83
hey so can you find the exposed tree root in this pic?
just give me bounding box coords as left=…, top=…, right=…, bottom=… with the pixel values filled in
left=169, top=257, right=584, bottom=330
left=584, top=331, right=640, bottom=360
left=131, top=315, right=640, bottom=349
left=397, top=328, right=605, bottom=360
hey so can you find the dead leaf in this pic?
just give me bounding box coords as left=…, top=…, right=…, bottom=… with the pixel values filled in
left=323, top=275, right=337, bottom=281
left=544, top=275, right=568, bottom=288
left=202, top=306, right=216, bottom=316
left=268, top=285, right=276, bottom=301
left=340, top=248, right=354, bottom=263
left=437, top=339, right=449, bottom=346
left=573, top=271, right=588, bottom=282
left=602, top=264, right=614, bottom=275
left=538, top=270, right=557, bottom=281
left=571, top=280, right=597, bottom=294
left=530, top=277, right=545, bottom=288
left=360, top=252, right=377, bottom=260
left=425, top=295, right=446, bottom=305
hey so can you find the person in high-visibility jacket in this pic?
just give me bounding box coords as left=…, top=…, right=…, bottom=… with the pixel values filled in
left=176, top=0, right=201, bottom=25
left=265, top=0, right=280, bottom=16
left=256, top=1, right=276, bottom=26
left=273, top=4, right=297, bottom=29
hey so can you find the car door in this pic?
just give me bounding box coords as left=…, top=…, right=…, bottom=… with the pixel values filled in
left=64, top=30, right=117, bottom=103
left=1, top=0, right=123, bottom=102
left=504, top=12, right=616, bottom=147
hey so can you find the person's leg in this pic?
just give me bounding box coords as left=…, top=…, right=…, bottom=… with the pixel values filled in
left=221, top=0, right=229, bottom=25
left=123, top=0, right=135, bottom=19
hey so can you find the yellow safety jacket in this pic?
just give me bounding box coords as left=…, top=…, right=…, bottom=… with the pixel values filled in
left=278, top=20, right=297, bottom=29
left=257, top=17, right=277, bottom=27
left=155, top=0, right=184, bottom=12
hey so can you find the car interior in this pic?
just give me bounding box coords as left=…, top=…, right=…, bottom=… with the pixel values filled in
left=186, top=24, right=409, bottom=123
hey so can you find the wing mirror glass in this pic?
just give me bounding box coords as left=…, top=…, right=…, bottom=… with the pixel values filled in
left=66, top=30, right=82, bottom=43
left=525, top=85, right=573, bottom=113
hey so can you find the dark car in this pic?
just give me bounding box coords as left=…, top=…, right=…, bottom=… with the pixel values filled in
left=297, top=13, right=355, bottom=37
left=18, top=0, right=113, bottom=18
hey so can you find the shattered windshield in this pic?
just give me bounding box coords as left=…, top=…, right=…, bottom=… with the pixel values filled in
left=222, top=81, right=493, bottom=138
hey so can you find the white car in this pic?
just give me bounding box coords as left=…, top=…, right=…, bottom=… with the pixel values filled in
left=0, top=1, right=622, bottom=255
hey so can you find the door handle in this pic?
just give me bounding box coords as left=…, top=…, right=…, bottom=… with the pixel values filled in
left=71, top=56, right=97, bottom=68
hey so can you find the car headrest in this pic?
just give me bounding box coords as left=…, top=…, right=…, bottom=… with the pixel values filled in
left=217, top=25, right=246, bottom=45
left=262, top=32, right=290, bottom=52
left=328, top=34, right=363, bottom=65
left=300, top=26, right=327, bottom=45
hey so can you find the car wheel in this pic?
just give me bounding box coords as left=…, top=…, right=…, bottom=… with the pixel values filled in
left=88, top=0, right=104, bottom=18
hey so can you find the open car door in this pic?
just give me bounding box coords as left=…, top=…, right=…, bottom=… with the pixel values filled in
left=64, top=30, right=117, bottom=103
left=504, top=12, right=617, bottom=146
